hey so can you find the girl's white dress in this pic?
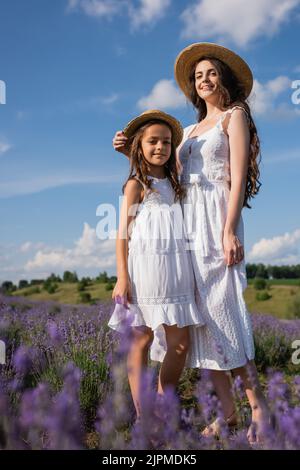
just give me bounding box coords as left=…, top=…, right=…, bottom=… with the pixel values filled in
left=179, top=106, right=255, bottom=370
left=108, top=176, right=205, bottom=362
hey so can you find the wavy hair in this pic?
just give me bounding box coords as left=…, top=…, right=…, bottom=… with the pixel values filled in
left=189, top=56, right=261, bottom=208
left=123, top=120, right=186, bottom=201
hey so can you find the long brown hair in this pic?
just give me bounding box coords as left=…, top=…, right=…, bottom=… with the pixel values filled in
left=123, top=119, right=186, bottom=201
left=189, top=56, right=261, bottom=208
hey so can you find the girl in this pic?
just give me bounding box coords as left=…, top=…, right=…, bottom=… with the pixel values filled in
left=112, top=44, right=270, bottom=444
left=108, top=109, right=205, bottom=420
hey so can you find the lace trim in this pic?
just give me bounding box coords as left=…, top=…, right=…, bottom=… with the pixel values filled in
left=131, top=294, right=192, bottom=305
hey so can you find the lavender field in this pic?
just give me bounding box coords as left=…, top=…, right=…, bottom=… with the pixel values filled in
left=0, top=294, right=300, bottom=450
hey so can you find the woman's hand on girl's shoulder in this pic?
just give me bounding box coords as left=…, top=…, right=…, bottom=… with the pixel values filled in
left=112, top=130, right=130, bottom=158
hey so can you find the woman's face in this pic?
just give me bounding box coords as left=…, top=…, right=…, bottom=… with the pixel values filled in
left=194, top=59, right=220, bottom=100
left=141, top=124, right=172, bottom=168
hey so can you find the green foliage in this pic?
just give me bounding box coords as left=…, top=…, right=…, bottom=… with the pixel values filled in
left=256, top=291, right=272, bottom=301
left=253, top=278, right=267, bottom=290
left=105, top=283, right=114, bottom=291
left=1, top=281, right=17, bottom=294
left=18, top=279, right=29, bottom=289
left=63, top=271, right=78, bottom=283
left=246, top=263, right=300, bottom=279
left=77, top=278, right=91, bottom=292
left=30, top=279, right=44, bottom=286
left=79, top=292, right=92, bottom=303
left=24, top=286, right=41, bottom=296
left=96, top=271, right=109, bottom=283
left=254, top=333, right=293, bottom=373
left=290, top=294, right=300, bottom=319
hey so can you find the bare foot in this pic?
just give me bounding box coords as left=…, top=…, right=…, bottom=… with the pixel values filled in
left=247, top=406, right=270, bottom=445
left=202, top=411, right=237, bottom=438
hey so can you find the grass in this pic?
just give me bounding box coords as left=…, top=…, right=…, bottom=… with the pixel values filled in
left=14, top=282, right=113, bottom=304
left=244, top=284, right=300, bottom=319
left=11, top=280, right=300, bottom=319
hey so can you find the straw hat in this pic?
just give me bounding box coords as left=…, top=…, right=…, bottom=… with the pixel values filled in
left=123, top=109, right=183, bottom=148
left=174, top=42, right=253, bottom=100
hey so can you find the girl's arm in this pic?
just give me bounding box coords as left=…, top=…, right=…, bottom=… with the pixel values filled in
left=223, top=109, right=250, bottom=266
left=113, top=131, right=130, bottom=159
left=112, top=179, right=143, bottom=304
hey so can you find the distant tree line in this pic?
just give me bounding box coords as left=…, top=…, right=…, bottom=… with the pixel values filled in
left=1, top=265, right=300, bottom=295
left=0, top=270, right=117, bottom=294
left=246, top=264, right=300, bottom=279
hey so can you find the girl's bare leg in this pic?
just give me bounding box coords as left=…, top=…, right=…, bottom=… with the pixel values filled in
left=157, top=325, right=190, bottom=395
left=210, top=370, right=237, bottom=421
left=127, top=326, right=154, bottom=418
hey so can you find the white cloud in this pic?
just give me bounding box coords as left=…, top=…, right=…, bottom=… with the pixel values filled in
left=66, top=0, right=124, bottom=18
left=0, top=141, right=11, bottom=156
left=180, top=0, right=300, bottom=47
left=137, top=79, right=186, bottom=110
left=67, top=0, right=170, bottom=29
left=0, top=173, right=122, bottom=198
left=248, top=229, right=300, bottom=264
left=129, top=0, right=171, bottom=30
left=24, top=222, right=116, bottom=272
left=19, top=242, right=46, bottom=253
left=249, top=76, right=293, bottom=116
left=100, top=93, right=119, bottom=105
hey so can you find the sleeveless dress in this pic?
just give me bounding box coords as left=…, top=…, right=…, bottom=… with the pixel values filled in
left=179, top=106, right=255, bottom=370
left=108, top=176, right=205, bottom=362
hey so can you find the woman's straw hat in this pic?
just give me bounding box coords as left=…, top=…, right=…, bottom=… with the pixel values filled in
left=174, top=42, right=253, bottom=99
left=123, top=109, right=183, bottom=148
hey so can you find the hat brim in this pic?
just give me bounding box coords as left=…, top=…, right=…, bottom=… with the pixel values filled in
left=174, top=42, right=253, bottom=100
left=123, top=109, right=183, bottom=148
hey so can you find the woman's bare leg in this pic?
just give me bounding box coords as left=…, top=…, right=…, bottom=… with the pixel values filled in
left=127, top=326, right=154, bottom=418
left=201, top=370, right=237, bottom=437
left=232, top=360, right=269, bottom=443
left=157, top=325, right=190, bottom=395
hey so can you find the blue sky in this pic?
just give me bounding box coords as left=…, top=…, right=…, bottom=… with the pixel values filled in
left=1, top=0, right=300, bottom=284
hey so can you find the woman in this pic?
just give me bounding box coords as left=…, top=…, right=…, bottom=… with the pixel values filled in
left=112, top=43, right=269, bottom=444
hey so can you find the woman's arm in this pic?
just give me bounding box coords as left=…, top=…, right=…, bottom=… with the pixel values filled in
left=113, top=131, right=130, bottom=159
left=112, top=179, right=142, bottom=304
left=223, top=109, right=250, bottom=266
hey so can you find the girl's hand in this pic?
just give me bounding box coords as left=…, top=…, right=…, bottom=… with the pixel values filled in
left=223, top=232, right=244, bottom=266
left=112, top=277, right=132, bottom=307
left=112, top=131, right=130, bottom=157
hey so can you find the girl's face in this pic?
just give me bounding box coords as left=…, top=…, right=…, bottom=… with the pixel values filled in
left=140, top=124, right=172, bottom=168
left=194, top=59, right=220, bottom=100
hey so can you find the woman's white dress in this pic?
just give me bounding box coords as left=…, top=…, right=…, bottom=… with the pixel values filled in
left=179, top=106, right=255, bottom=370
left=108, top=176, right=205, bottom=362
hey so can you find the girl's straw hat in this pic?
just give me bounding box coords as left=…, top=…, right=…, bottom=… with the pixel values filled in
left=174, top=42, right=253, bottom=100
left=123, top=109, right=183, bottom=147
